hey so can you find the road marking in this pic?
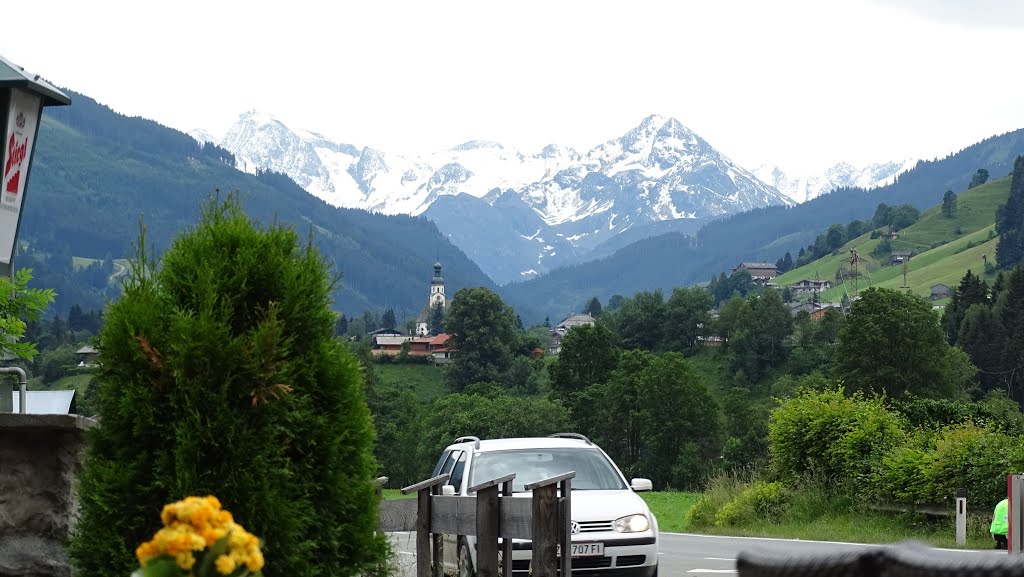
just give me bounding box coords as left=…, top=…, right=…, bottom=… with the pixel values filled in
left=704, top=558, right=734, bottom=561
left=686, top=570, right=735, bottom=574
left=660, top=532, right=990, bottom=553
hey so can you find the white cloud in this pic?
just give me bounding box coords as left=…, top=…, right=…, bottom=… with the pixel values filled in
left=3, top=0, right=1022, bottom=174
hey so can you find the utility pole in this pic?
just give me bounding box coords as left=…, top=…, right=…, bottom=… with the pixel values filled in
left=849, top=248, right=861, bottom=297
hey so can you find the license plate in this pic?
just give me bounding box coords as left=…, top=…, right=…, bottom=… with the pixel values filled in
left=570, top=543, right=604, bottom=557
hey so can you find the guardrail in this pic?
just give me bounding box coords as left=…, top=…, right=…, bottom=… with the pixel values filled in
left=737, top=541, right=1024, bottom=577
left=379, top=472, right=575, bottom=577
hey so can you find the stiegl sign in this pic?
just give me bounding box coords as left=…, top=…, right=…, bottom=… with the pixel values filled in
left=0, top=54, right=70, bottom=278
left=0, top=88, right=40, bottom=270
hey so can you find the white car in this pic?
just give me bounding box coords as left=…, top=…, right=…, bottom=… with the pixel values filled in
left=431, top=433, right=659, bottom=577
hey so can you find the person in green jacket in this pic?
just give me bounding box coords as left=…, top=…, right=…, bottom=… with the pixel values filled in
left=992, top=498, right=1009, bottom=550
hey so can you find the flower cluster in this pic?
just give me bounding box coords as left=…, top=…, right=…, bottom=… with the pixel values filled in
left=134, top=496, right=264, bottom=577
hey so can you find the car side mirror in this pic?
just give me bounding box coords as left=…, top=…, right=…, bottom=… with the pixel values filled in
left=630, top=478, right=653, bottom=492
left=442, top=484, right=457, bottom=496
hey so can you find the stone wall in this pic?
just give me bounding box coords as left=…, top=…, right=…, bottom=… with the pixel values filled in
left=0, top=414, right=96, bottom=577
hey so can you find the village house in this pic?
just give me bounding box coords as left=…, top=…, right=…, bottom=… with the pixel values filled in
left=75, top=345, right=99, bottom=367
left=371, top=333, right=453, bottom=363
left=891, top=251, right=913, bottom=265
left=732, top=262, right=778, bottom=284
left=549, top=313, right=596, bottom=354
left=788, top=300, right=842, bottom=319
left=930, top=283, right=952, bottom=300
left=788, top=278, right=832, bottom=297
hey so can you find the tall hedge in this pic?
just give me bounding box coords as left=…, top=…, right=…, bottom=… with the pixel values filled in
left=69, top=194, right=386, bottom=577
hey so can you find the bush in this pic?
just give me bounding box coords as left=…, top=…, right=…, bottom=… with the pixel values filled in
left=769, top=388, right=904, bottom=495
left=684, top=473, right=745, bottom=529
left=70, top=195, right=387, bottom=577
left=715, top=481, right=788, bottom=526
left=871, top=423, right=1024, bottom=508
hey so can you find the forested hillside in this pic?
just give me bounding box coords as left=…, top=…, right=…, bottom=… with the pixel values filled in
left=19, top=91, right=496, bottom=317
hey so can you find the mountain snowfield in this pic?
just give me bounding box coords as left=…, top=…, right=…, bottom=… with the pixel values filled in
left=194, top=112, right=911, bottom=283
left=753, top=159, right=919, bottom=204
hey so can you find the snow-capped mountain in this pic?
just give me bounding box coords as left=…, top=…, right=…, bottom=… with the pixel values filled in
left=754, top=159, right=918, bottom=204
left=198, top=113, right=794, bottom=283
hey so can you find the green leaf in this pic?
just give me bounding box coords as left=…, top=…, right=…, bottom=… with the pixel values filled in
left=195, top=535, right=231, bottom=577
left=135, top=556, right=184, bottom=577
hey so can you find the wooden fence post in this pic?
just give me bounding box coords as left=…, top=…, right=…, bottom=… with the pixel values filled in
left=525, top=472, right=576, bottom=577
left=469, top=473, right=515, bottom=577
left=401, top=474, right=450, bottom=577
left=501, top=477, right=514, bottom=577
left=559, top=476, right=573, bottom=577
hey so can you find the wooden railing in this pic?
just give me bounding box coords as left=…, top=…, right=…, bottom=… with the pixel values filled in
left=379, top=472, right=574, bottom=577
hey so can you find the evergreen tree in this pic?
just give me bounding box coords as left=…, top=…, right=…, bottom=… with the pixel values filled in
left=69, top=195, right=386, bottom=577
left=382, top=307, right=397, bottom=330
left=782, top=251, right=794, bottom=273
left=334, top=313, right=349, bottom=337
left=942, top=269, right=988, bottom=344
left=584, top=296, right=603, bottom=318
left=995, top=156, right=1024, bottom=269
left=428, top=301, right=445, bottom=335
left=969, top=168, right=990, bottom=189
left=942, top=190, right=957, bottom=218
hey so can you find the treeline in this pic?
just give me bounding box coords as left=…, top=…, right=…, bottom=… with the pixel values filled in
left=782, top=202, right=921, bottom=272
left=367, top=260, right=1013, bottom=490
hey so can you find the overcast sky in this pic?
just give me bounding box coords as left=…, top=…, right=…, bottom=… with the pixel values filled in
left=4, top=0, right=1024, bottom=173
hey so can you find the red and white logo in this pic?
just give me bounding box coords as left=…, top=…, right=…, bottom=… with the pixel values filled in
left=4, top=133, right=29, bottom=194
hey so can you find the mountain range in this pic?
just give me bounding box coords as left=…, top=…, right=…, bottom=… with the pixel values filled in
left=21, top=87, right=1024, bottom=325
left=23, top=92, right=497, bottom=319
left=197, top=113, right=910, bottom=284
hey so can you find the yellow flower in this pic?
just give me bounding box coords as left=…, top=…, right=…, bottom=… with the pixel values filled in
left=245, top=549, right=265, bottom=572
left=136, top=496, right=264, bottom=575
left=215, top=554, right=237, bottom=575
left=175, top=551, right=196, bottom=571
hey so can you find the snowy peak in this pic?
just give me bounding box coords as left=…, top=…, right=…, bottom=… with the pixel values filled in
left=211, top=112, right=797, bottom=282
left=756, top=158, right=918, bottom=203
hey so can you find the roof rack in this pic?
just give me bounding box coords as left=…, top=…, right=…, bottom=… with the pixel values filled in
left=547, top=433, right=593, bottom=445
left=454, top=435, right=481, bottom=449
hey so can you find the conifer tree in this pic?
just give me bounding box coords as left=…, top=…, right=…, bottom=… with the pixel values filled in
left=995, top=156, right=1024, bottom=268
left=70, top=194, right=385, bottom=577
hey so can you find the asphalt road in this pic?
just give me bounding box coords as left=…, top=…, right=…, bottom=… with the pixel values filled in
left=388, top=531, right=1007, bottom=576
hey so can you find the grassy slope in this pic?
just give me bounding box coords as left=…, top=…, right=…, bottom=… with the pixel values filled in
left=374, top=363, right=447, bottom=402
left=774, top=176, right=1010, bottom=301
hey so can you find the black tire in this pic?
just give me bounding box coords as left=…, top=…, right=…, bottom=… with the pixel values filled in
left=459, top=540, right=475, bottom=577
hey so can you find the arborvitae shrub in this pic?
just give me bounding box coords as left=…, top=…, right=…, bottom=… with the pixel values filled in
left=70, top=194, right=386, bottom=577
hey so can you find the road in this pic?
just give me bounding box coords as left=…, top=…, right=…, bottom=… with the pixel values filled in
left=388, top=531, right=1006, bottom=576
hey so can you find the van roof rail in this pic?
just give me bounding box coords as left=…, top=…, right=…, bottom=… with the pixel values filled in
left=548, top=432, right=593, bottom=445
left=454, top=435, right=481, bottom=448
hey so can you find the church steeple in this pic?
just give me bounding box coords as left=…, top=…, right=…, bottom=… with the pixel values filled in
left=416, top=259, right=446, bottom=337
left=430, top=261, right=445, bottom=305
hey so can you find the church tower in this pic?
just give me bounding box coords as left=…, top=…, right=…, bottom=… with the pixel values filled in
left=416, top=260, right=446, bottom=336
left=429, top=260, right=445, bottom=309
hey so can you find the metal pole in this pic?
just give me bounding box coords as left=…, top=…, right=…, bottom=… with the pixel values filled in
left=0, top=365, right=27, bottom=413
left=1010, top=475, right=1024, bottom=555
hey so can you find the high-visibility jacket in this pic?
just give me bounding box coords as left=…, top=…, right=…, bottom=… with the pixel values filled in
left=992, top=499, right=1009, bottom=535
